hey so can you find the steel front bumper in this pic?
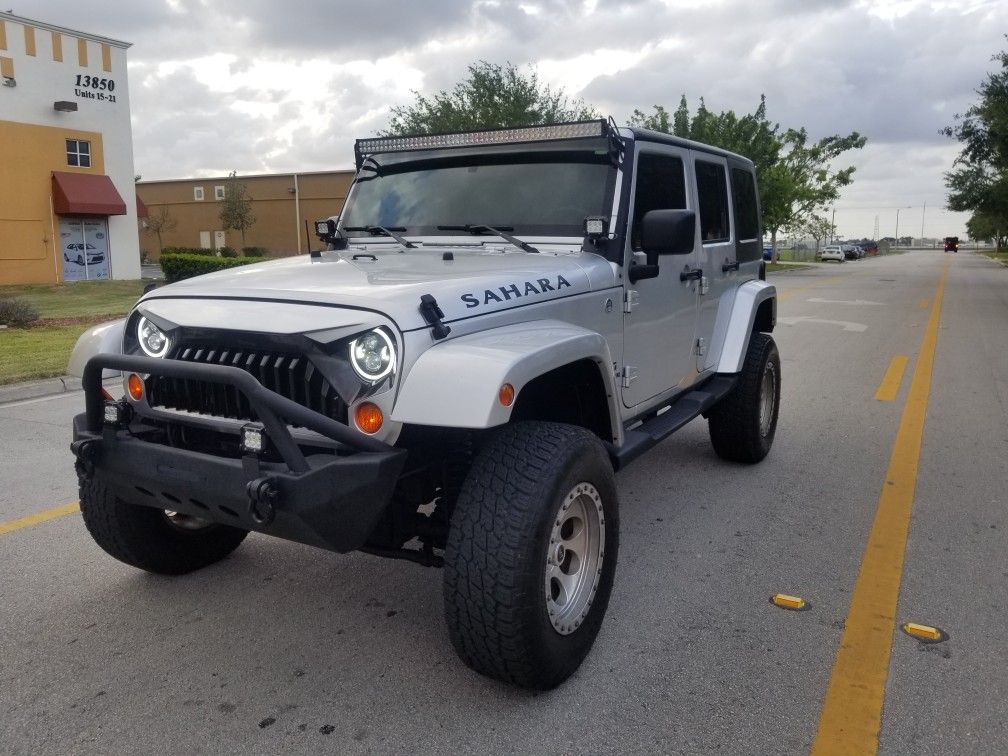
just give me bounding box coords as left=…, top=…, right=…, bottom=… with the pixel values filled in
left=71, top=354, right=407, bottom=554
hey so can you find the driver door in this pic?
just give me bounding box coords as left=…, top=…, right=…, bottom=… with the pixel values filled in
left=621, top=145, right=700, bottom=408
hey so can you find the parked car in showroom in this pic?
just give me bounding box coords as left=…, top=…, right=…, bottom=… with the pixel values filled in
left=64, top=242, right=104, bottom=266
left=819, top=245, right=845, bottom=263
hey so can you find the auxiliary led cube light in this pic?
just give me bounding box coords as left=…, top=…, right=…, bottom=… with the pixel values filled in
left=240, top=422, right=266, bottom=456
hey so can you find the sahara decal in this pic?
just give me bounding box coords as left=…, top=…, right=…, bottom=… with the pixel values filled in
left=461, top=275, right=573, bottom=309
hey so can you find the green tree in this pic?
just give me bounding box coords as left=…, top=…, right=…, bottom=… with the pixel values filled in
left=219, top=171, right=256, bottom=248
left=944, top=43, right=1008, bottom=251
left=383, top=61, right=596, bottom=136
left=632, top=96, right=865, bottom=262
left=144, top=205, right=176, bottom=256
left=966, top=211, right=1007, bottom=248
left=792, top=214, right=835, bottom=255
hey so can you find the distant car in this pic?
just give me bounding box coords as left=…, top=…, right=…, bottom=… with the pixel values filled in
left=943, top=236, right=959, bottom=253
left=762, top=245, right=773, bottom=261
left=820, top=245, right=845, bottom=263
left=863, top=242, right=878, bottom=256
left=64, top=242, right=104, bottom=266
left=841, top=244, right=860, bottom=261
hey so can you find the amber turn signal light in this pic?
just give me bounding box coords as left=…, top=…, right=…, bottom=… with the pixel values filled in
left=127, top=373, right=144, bottom=401
left=354, top=402, right=384, bottom=434
left=498, top=383, right=515, bottom=407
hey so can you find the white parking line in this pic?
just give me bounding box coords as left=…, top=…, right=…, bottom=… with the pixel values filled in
left=807, top=297, right=885, bottom=306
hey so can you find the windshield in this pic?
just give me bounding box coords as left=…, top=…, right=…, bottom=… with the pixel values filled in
left=340, top=151, right=616, bottom=238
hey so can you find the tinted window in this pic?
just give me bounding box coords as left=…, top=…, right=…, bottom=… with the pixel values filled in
left=341, top=155, right=614, bottom=237
left=696, top=161, right=730, bottom=243
left=731, top=168, right=759, bottom=241
left=630, top=152, right=686, bottom=251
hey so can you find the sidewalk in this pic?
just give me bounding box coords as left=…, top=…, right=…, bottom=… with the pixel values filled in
left=0, top=374, right=119, bottom=405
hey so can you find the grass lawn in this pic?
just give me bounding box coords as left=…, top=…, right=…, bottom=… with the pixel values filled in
left=980, top=250, right=1008, bottom=265
left=0, top=281, right=144, bottom=386
left=765, top=262, right=813, bottom=273
left=0, top=280, right=145, bottom=319
left=0, top=325, right=93, bottom=384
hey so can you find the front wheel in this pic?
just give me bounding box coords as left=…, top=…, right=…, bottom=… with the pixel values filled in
left=443, top=422, right=619, bottom=689
left=708, top=332, right=781, bottom=463
left=80, top=478, right=248, bottom=575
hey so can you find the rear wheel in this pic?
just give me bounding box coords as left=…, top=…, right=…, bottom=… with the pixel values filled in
left=80, top=478, right=248, bottom=575
left=443, top=422, right=619, bottom=689
left=708, top=332, right=780, bottom=463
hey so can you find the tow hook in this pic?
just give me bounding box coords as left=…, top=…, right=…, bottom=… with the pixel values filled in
left=70, top=438, right=99, bottom=480
left=246, top=477, right=279, bottom=526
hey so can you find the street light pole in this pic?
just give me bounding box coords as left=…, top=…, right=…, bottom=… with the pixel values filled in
left=895, top=208, right=901, bottom=247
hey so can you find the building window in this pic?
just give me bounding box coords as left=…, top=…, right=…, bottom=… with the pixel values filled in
left=214, top=185, right=226, bottom=201
left=193, top=186, right=204, bottom=201
left=66, top=139, right=91, bottom=168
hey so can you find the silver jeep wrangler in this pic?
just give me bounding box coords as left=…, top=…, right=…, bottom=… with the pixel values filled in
left=69, top=120, right=778, bottom=689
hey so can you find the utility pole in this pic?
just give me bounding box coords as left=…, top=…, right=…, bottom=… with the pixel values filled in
left=831, top=206, right=836, bottom=243
left=920, top=200, right=926, bottom=242
left=873, top=215, right=879, bottom=242
left=895, top=208, right=901, bottom=247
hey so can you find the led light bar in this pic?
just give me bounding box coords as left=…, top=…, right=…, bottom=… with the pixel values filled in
left=355, top=120, right=609, bottom=168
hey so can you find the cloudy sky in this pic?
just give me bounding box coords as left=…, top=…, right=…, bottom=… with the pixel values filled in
left=17, top=0, right=1008, bottom=238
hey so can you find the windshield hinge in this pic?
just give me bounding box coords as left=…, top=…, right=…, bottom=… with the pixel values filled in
left=624, top=289, right=640, bottom=313
left=419, top=294, right=451, bottom=340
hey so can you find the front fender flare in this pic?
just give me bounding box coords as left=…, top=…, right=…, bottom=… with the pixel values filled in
left=67, top=319, right=125, bottom=382
left=715, top=280, right=777, bottom=374
left=391, top=320, right=619, bottom=436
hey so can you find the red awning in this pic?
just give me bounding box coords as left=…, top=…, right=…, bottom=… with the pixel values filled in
left=136, top=195, right=149, bottom=219
left=51, top=171, right=128, bottom=216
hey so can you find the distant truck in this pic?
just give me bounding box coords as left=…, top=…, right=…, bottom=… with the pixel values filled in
left=943, top=236, right=959, bottom=253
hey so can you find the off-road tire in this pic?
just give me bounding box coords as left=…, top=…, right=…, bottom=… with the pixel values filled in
left=708, top=332, right=780, bottom=463
left=443, top=422, right=619, bottom=689
left=79, top=478, right=248, bottom=575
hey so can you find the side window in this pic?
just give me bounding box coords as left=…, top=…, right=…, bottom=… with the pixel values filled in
left=630, top=152, right=686, bottom=251
left=193, top=186, right=205, bottom=201
left=695, top=160, right=730, bottom=243
left=730, top=167, right=761, bottom=262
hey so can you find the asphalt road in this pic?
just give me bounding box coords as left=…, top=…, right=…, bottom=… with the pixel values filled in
left=1, top=250, right=1005, bottom=754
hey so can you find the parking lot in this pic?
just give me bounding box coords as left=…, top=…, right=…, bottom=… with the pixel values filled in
left=1, top=250, right=1006, bottom=754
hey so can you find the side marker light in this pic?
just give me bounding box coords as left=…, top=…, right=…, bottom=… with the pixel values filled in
left=498, top=383, right=515, bottom=407
left=771, top=593, right=808, bottom=611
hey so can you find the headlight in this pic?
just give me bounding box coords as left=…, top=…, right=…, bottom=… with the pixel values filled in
left=349, top=328, right=396, bottom=382
left=137, top=316, right=170, bottom=357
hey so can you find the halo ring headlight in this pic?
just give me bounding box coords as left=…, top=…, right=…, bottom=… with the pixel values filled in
left=137, top=316, right=170, bottom=358
left=349, top=328, right=396, bottom=383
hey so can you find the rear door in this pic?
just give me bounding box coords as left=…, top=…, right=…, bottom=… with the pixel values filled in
left=692, top=154, right=733, bottom=371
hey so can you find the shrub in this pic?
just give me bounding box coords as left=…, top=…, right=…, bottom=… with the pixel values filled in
left=218, top=246, right=238, bottom=258
left=162, top=246, right=216, bottom=257
left=159, top=252, right=268, bottom=282
left=0, top=297, right=40, bottom=326
left=242, top=246, right=270, bottom=257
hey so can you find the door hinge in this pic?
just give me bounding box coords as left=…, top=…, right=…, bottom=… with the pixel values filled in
left=695, top=337, right=706, bottom=356
left=700, top=275, right=710, bottom=296
left=621, top=365, right=639, bottom=388
left=624, top=289, right=640, bottom=313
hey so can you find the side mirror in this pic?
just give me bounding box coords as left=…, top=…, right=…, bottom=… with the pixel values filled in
left=641, top=209, right=696, bottom=261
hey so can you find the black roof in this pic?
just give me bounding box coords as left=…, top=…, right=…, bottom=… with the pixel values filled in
left=627, top=127, right=753, bottom=165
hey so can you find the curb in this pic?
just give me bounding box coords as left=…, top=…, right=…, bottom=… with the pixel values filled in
left=0, top=374, right=119, bottom=405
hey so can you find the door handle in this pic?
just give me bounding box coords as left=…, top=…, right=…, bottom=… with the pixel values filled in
left=680, top=268, right=703, bottom=282
left=722, top=260, right=740, bottom=273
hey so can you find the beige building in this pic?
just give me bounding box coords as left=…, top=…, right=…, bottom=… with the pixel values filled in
left=136, top=170, right=355, bottom=259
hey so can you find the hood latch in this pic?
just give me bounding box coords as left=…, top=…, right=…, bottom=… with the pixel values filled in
left=419, top=294, right=451, bottom=340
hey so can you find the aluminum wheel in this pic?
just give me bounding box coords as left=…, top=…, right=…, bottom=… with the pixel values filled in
left=758, top=361, right=778, bottom=438
left=544, top=482, right=605, bottom=635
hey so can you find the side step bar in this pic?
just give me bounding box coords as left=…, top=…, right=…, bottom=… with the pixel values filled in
left=609, top=375, right=737, bottom=470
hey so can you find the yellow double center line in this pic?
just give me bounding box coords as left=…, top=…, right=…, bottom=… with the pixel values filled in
left=811, top=261, right=950, bottom=755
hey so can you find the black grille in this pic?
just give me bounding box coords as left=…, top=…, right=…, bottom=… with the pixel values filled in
left=146, top=346, right=348, bottom=424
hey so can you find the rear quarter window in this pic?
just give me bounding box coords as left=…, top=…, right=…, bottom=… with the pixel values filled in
left=730, top=167, right=761, bottom=262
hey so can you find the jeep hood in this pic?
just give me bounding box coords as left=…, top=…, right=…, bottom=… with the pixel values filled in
left=143, top=247, right=618, bottom=331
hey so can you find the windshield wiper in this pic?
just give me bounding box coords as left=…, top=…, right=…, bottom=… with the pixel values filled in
left=437, top=224, right=539, bottom=254
left=343, top=225, right=416, bottom=248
